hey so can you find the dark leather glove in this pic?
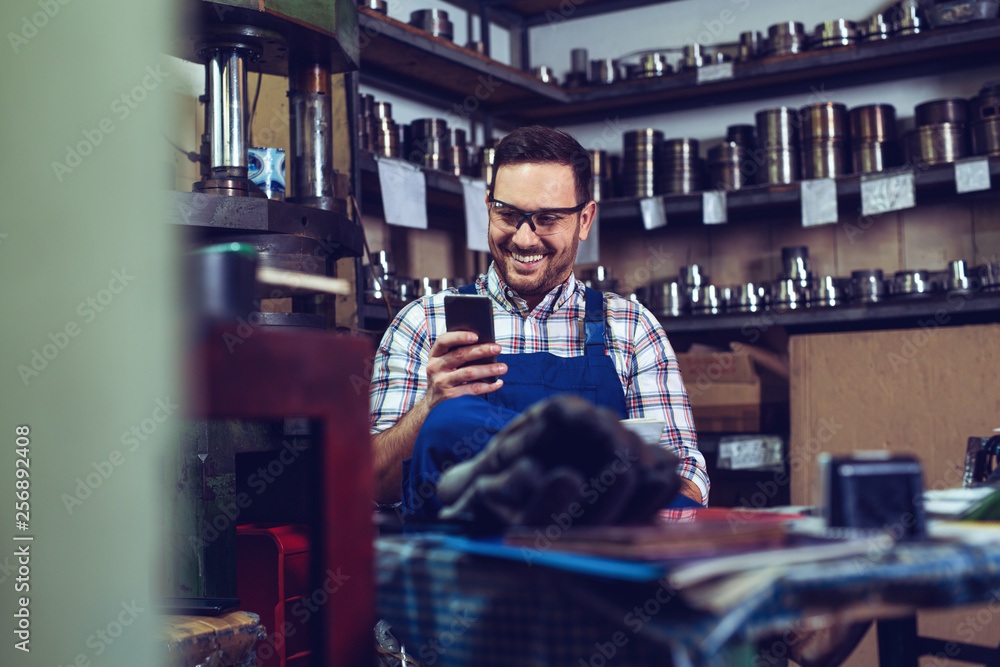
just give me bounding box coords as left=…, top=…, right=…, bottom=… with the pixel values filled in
left=437, top=395, right=681, bottom=530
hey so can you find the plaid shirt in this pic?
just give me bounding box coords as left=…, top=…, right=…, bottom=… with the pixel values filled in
left=369, top=264, right=709, bottom=503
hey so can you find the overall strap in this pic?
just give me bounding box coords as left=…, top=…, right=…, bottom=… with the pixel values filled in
left=583, top=287, right=606, bottom=357
left=457, top=283, right=478, bottom=295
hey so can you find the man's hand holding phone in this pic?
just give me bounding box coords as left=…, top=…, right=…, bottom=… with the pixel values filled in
left=425, top=331, right=506, bottom=405
left=424, top=295, right=506, bottom=406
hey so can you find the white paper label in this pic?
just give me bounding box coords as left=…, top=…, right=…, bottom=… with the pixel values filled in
left=800, top=178, right=838, bottom=227
left=696, top=62, right=734, bottom=84
left=575, top=206, right=600, bottom=264
left=376, top=157, right=428, bottom=229
left=955, top=158, right=991, bottom=194
left=702, top=190, right=727, bottom=224
left=860, top=171, right=915, bottom=216
left=718, top=436, right=783, bottom=470
left=639, top=197, right=666, bottom=230
left=459, top=177, right=490, bottom=252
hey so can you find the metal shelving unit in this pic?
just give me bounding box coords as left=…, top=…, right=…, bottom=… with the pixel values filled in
left=358, top=6, right=1000, bottom=125
left=353, top=1, right=1000, bottom=331
left=654, top=291, right=1000, bottom=335
left=357, top=151, right=1000, bottom=225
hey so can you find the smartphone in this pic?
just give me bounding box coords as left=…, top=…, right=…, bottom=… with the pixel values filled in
left=444, top=294, right=498, bottom=383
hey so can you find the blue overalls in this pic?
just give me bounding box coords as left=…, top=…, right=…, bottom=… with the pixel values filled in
left=400, top=283, right=698, bottom=522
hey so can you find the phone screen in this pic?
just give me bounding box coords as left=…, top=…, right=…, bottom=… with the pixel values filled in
left=444, top=295, right=498, bottom=383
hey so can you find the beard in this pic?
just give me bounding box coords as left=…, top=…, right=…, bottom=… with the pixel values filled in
left=488, top=220, right=581, bottom=300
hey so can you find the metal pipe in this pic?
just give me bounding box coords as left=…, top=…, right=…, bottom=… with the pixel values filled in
left=289, top=59, right=335, bottom=207
left=206, top=48, right=249, bottom=175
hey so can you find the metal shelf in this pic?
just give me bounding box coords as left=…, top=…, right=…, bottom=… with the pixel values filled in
left=359, top=12, right=1000, bottom=126
left=655, top=291, right=1000, bottom=335
left=522, top=22, right=1000, bottom=123
left=358, top=152, right=1000, bottom=226
left=598, top=157, right=1000, bottom=225
left=357, top=8, right=567, bottom=114
left=442, top=0, right=679, bottom=27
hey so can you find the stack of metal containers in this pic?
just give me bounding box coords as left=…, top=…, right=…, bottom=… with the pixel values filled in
left=407, top=118, right=450, bottom=171
left=359, top=95, right=400, bottom=158
left=799, top=102, right=851, bottom=178
left=708, top=125, right=755, bottom=190
left=756, top=107, right=800, bottom=184
left=622, top=129, right=662, bottom=197
left=590, top=150, right=612, bottom=201
left=658, top=139, right=703, bottom=194
left=849, top=104, right=898, bottom=173
left=904, top=98, right=968, bottom=165
left=971, top=81, right=1000, bottom=157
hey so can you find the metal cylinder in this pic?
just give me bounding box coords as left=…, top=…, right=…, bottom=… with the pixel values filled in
left=639, top=53, right=671, bottom=77
left=781, top=246, right=810, bottom=282
left=726, top=282, right=766, bottom=312
left=409, top=9, right=454, bottom=41
left=447, top=128, right=468, bottom=176
left=532, top=65, right=558, bottom=85
left=622, top=129, right=663, bottom=198
left=372, top=118, right=399, bottom=158
left=971, top=120, right=1000, bottom=156
left=853, top=141, right=899, bottom=174
left=590, top=58, right=619, bottom=84
left=850, top=269, right=885, bottom=303
left=590, top=149, right=610, bottom=201
left=811, top=19, right=857, bottom=48
left=658, top=138, right=703, bottom=194
left=802, top=140, right=851, bottom=178
left=681, top=44, right=705, bottom=71
left=206, top=48, right=250, bottom=174
left=708, top=141, right=749, bottom=191
left=479, top=147, right=497, bottom=186
left=760, top=148, right=799, bottom=185
left=738, top=31, right=761, bottom=62
left=849, top=104, right=896, bottom=142
left=726, top=124, right=756, bottom=149
left=904, top=123, right=967, bottom=165
left=756, top=107, right=799, bottom=150
left=915, top=98, right=969, bottom=127
left=970, top=82, right=1000, bottom=156
left=649, top=281, right=685, bottom=317
left=765, top=22, right=806, bottom=56
left=864, top=13, right=891, bottom=41
left=570, top=48, right=589, bottom=73
left=288, top=60, right=335, bottom=207
left=799, top=103, right=849, bottom=142
left=408, top=118, right=450, bottom=171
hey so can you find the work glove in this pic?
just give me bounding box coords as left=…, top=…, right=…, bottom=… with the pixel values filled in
left=437, top=395, right=681, bottom=531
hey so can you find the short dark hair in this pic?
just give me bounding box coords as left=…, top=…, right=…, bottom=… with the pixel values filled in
left=489, top=125, right=592, bottom=204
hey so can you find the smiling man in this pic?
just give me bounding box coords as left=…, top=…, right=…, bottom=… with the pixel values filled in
left=369, top=125, right=708, bottom=520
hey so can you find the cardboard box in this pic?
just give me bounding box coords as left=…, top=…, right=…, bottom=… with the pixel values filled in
left=677, top=352, right=761, bottom=432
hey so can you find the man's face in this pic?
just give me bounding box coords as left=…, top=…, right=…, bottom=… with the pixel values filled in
left=487, top=162, right=595, bottom=306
